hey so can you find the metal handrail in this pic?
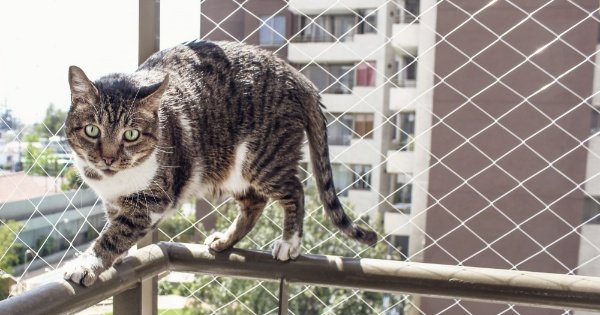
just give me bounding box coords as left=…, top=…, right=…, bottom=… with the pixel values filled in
left=1, top=242, right=600, bottom=315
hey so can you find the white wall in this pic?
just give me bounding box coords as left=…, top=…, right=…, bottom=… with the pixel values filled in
left=574, top=224, right=600, bottom=315
left=585, top=136, right=600, bottom=196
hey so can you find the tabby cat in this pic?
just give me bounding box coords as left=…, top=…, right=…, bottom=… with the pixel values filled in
left=63, top=40, right=376, bottom=286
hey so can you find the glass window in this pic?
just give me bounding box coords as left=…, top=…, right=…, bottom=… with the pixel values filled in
left=356, top=61, right=376, bottom=87
left=332, top=163, right=353, bottom=196
left=259, top=15, right=286, bottom=46
left=391, top=174, right=412, bottom=213
left=403, top=0, right=420, bottom=23
left=395, top=112, right=415, bottom=151
left=591, top=107, right=600, bottom=134
left=351, top=164, right=371, bottom=190
left=353, top=113, right=374, bottom=139
left=327, top=112, right=353, bottom=145
left=333, top=15, right=355, bottom=42
left=327, top=64, right=354, bottom=94
left=584, top=197, right=600, bottom=224
left=357, top=9, right=377, bottom=34
left=299, top=63, right=354, bottom=94
left=301, top=64, right=329, bottom=92
left=395, top=55, right=417, bottom=87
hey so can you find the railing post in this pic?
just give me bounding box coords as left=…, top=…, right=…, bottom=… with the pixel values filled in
left=278, top=277, right=289, bottom=315
left=113, top=0, right=160, bottom=314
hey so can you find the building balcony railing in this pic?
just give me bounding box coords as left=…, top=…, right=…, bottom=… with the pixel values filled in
left=291, top=34, right=354, bottom=43
left=1, top=242, right=600, bottom=314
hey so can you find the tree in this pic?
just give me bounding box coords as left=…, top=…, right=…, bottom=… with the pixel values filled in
left=61, top=166, right=87, bottom=191
left=23, top=143, right=58, bottom=177
left=35, top=103, right=67, bottom=138
left=0, top=221, right=23, bottom=274
left=0, top=106, right=20, bottom=132
left=158, top=188, right=407, bottom=314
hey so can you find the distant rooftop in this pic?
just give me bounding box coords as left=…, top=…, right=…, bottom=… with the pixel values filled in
left=0, top=172, right=60, bottom=203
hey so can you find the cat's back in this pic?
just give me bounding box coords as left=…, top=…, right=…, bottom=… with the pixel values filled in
left=139, top=40, right=315, bottom=98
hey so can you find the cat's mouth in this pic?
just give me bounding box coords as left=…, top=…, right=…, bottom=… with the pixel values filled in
left=100, top=168, right=119, bottom=176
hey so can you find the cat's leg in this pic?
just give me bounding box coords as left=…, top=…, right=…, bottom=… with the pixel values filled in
left=270, top=177, right=304, bottom=261
left=63, top=192, right=168, bottom=286
left=205, top=188, right=267, bottom=251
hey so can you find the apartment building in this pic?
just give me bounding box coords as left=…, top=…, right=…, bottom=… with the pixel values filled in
left=200, top=0, right=599, bottom=314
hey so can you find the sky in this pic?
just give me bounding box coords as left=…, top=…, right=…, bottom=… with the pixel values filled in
left=0, top=0, right=200, bottom=125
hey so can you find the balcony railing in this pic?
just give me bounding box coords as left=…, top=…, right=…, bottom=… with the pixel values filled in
left=1, top=242, right=600, bottom=315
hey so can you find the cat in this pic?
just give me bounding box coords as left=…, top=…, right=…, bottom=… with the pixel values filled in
left=63, top=40, right=377, bottom=287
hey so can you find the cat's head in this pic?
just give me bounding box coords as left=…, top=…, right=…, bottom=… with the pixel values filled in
left=66, top=66, right=169, bottom=176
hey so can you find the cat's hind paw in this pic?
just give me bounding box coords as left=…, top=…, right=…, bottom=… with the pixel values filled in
left=204, top=232, right=233, bottom=252
left=272, top=234, right=301, bottom=261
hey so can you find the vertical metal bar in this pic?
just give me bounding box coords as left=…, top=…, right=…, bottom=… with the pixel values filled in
left=113, top=0, right=160, bottom=314
left=113, top=286, right=142, bottom=314
left=278, top=277, right=289, bottom=315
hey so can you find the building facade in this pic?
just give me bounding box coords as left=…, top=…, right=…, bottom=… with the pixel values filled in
left=199, top=0, right=600, bottom=313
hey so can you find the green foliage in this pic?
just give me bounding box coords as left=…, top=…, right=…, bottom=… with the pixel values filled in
left=61, top=166, right=86, bottom=191
left=36, top=236, right=58, bottom=256
left=35, top=103, right=67, bottom=137
left=23, top=133, right=39, bottom=143
left=0, top=106, right=20, bottom=131
left=0, top=221, right=23, bottom=274
left=23, top=143, right=58, bottom=176
left=159, top=188, right=406, bottom=314
left=158, top=210, right=198, bottom=243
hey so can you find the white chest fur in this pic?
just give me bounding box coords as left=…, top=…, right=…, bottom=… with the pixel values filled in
left=220, top=142, right=251, bottom=195
left=75, top=154, right=159, bottom=201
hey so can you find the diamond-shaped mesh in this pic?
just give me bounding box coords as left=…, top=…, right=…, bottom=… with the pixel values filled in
left=1, top=0, right=600, bottom=314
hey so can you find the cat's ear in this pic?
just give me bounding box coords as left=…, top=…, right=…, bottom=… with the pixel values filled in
left=138, top=74, right=169, bottom=112
left=68, top=66, right=99, bottom=106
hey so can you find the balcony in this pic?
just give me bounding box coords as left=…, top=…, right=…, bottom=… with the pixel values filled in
left=391, top=22, right=419, bottom=55
left=288, top=34, right=384, bottom=63
left=390, top=86, right=418, bottom=112
left=387, top=149, right=415, bottom=174
left=288, top=0, right=387, bottom=14
left=2, top=242, right=600, bottom=314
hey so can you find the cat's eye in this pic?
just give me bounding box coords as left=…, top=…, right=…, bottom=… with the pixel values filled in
left=123, top=129, right=140, bottom=142
left=84, top=125, right=100, bottom=138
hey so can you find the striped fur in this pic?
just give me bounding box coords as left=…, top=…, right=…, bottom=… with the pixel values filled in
left=63, top=40, right=375, bottom=286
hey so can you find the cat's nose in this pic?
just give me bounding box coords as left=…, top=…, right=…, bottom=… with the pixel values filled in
left=102, top=157, right=115, bottom=166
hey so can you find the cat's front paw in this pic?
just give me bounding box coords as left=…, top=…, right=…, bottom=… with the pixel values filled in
left=204, top=232, right=232, bottom=252
left=63, top=253, right=105, bottom=287
left=272, top=235, right=302, bottom=261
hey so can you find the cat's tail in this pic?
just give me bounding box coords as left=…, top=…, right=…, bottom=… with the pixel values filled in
left=305, top=98, right=377, bottom=246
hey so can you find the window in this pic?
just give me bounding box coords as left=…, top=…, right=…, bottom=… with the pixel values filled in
left=403, top=55, right=417, bottom=86
left=332, top=163, right=353, bottom=196
left=297, top=15, right=353, bottom=42
left=327, top=112, right=353, bottom=145
left=351, top=164, right=371, bottom=190
left=393, top=112, right=415, bottom=151
left=357, top=9, right=377, bottom=34
left=327, top=112, right=374, bottom=144
left=300, top=63, right=354, bottom=94
left=391, top=174, right=412, bottom=213
left=387, top=235, right=409, bottom=260
left=353, top=113, right=374, bottom=139
left=328, top=64, right=354, bottom=94
left=591, top=107, right=600, bottom=134
left=584, top=197, right=600, bottom=224
left=297, top=11, right=378, bottom=43
left=356, top=61, right=376, bottom=87
left=259, top=16, right=285, bottom=46
left=403, top=0, right=420, bottom=23
left=393, top=181, right=412, bottom=204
